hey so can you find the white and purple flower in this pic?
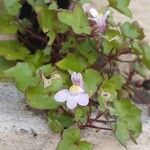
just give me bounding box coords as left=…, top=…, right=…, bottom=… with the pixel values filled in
left=82, top=4, right=110, bottom=33
left=54, top=72, right=89, bottom=110
left=89, top=9, right=110, bottom=33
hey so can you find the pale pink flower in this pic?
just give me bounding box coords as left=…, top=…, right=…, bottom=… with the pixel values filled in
left=89, top=8, right=110, bottom=33
left=82, top=4, right=110, bottom=33
left=54, top=72, right=89, bottom=110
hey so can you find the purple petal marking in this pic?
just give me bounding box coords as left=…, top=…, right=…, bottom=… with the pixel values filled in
left=66, top=96, right=78, bottom=110
left=54, top=89, right=69, bottom=102
left=77, top=93, right=89, bottom=106
left=71, top=72, right=84, bottom=87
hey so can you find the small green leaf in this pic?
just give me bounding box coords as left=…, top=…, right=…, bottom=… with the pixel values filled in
left=36, top=7, right=68, bottom=44
left=48, top=119, right=64, bottom=133
left=48, top=0, right=57, bottom=10
left=111, top=99, right=142, bottom=146
left=58, top=4, right=91, bottom=34
left=26, top=83, right=59, bottom=109
left=108, top=0, right=132, bottom=17
left=26, top=51, right=44, bottom=69
left=62, top=127, right=80, bottom=143
left=102, top=74, right=125, bottom=91
left=75, top=107, right=88, bottom=123
left=0, top=57, right=16, bottom=72
left=78, top=40, right=97, bottom=64
left=78, top=141, right=93, bottom=150
left=121, top=21, right=144, bottom=39
left=115, top=120, right=129, bottom=146
left=4, top=0, right=21, bottom=15
left=0, top=13, right=17, bottom=34
left=0, top=40, right=30, bottom=60
left=57, top=127, right=93, bottom=150
left=4, top=62, right=37, bottom=91
left=142, top=45, right=150, bottom=69
left=57, top=139, right=77, bottom=150
left=56, top=53, right=88, bottom=72
left=56, top=114, right=74, bottom=128
left=83, top=69, right=102, bottom=97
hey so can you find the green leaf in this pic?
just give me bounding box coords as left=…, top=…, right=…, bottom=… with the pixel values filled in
left=0, top=40, right=30, bottom=60
left=0, top=57, right=16, bottom=72
left=83, top=69, right=102, bottom=97
left=57, top=139, right=77, bottom=150
left=102, top=39, right=114, bottom=55
left=57, top=127, right=93, bottom=150
left=48, top=0, right=57, bottom=10
left=36, top=7, right=68, bottom=44
left=48, top=119, right=64, bottom=133
left=0, top=13, right=17, bottom=34
left=121, top=21, right=144, bottom=39
left=142, top=45, right=150, bottom=69
left=58, top=4, right=91, bottom=34
left=56, top=114, right=74, bottom=128
left=4, top=0, right=21, bottom=15
left=56, top=53, right=88, bottom=72
left=26, top=83, right=59, bottom=109
left=111, top=99, right=142, bottom=146
left=62, top=127, right=80, bottom=143
left=102, top=74, right=125, bottom=91
left=78, top=141, right=93, bottom=150
left=26, top=51, right=44, bottom=69
left=4, top=62, right=38, bottom=91
left=104, top=29, right=120, bottom=42
left=115, top=120, right=129, bottom=146
left=77, top=40, right=98, bottom=64
left=75, top=107, right=88, bottom=123
left=108, top=0, right=132, bottom=17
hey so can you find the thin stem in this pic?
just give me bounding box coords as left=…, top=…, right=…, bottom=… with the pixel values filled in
left=89, top=119, right=116, bottom=124
left=85, top=125, right=112, bottom=130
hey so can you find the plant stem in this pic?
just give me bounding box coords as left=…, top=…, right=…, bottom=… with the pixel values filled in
left=89, top=119, right=116, bottom=124
left=85, top=125, right=112, bottom=130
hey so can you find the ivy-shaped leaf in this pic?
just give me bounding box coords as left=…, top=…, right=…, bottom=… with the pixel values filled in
left=4, top=62, right=38, bottom=92
left=0, top=57, right=16, bottom=72
left=4, top=0, right=21, bottom=15
left=75, top=107, right=88, bottom=123
left=0, top=40, right=30, bottom=60
left=58, top=4, right=91, bottom=34
left=57, top=127, right=93, bottom=150
left=102, top=74, right=126, bottom=91
left=56, top=53, right=88, bottom=72
left=83, top=69, right=102, bottom=97
left=110, top=99, right=142, bottom=146
left=0, top=13, right=17, bottom=34
left=77, top=40, right=98, bottom=64
left=36, top=7, right=68, bottom=45
left=26, top=82, right=59, bottom=110
left=121, top=21, right=144, bottom=39
left=142, top=45, right=150, bottom=69
left=108, top=0, right=132, bottom=17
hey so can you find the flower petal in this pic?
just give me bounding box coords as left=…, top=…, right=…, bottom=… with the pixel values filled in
left=66, top=96, right=78, bottom=110
left=54, top=89, right=69, bottom=102
left=78, top=93, right=89, bottom=106
left=89, top=8, right=99, bottom=17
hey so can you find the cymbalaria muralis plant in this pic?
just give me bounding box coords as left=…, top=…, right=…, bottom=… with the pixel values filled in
left=0, top=0, right=149, bottom=149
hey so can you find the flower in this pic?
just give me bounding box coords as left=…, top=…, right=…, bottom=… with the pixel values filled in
left=54, top=72, right=89, bottom=110
left=82, top=4, right=110, bottom=33
left=89, top=8, right=110, bottom=33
